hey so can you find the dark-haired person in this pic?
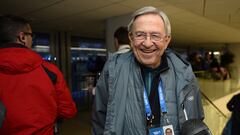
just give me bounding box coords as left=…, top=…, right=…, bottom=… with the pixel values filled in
left=114, top=26, right=131, bottom=53
left=0, top=15, right=77, bottom=135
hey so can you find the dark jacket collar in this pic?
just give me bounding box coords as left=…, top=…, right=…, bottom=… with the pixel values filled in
left=0, top=43, right=27, bottom=49
left=138, top=52, right=169, bottom=74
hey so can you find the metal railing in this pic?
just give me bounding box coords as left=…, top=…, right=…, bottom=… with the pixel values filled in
left=201, top=93, right=228, bottom=135
left=195, top=71, right=233, bottom=135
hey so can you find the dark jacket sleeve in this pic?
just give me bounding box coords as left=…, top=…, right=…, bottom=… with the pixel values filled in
left=92, top=62, right=109, bottom=135
left=191, top=74, right=205, bottom=120
left=196, top=86, right=205, bottom=120
left=183, top=74, right=205, bottom=121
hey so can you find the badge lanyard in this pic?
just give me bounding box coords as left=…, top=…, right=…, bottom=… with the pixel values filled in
left=143, top=79, right=168, bottom=122
left=158, top=79, right=167, bottom=113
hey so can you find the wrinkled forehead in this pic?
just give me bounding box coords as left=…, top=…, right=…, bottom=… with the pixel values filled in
left=134, top=13, right=163, bottom=23
left=135, top=12, right=163, bottom=20
left=132, top=13, right=165, bottom=32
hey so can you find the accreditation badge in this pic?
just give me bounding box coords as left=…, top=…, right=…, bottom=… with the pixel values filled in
left=148, top=126, right=163, bottom=135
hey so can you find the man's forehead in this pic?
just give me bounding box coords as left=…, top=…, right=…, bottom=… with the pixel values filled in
left=132, top=14, right=165, bottom=33
left=133, top=14, right=164, bottom=26
left=134, top=13, right=162, bottom=21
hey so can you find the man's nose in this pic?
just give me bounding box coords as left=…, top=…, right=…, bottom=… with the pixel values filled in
left=143, top=36, right=153, bottom=47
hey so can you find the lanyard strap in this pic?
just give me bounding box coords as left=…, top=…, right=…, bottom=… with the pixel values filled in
left=158, top=79, right=167, bottom=113
left=143, top=90, right=152, bottom=119
left=143, top=78, right=167, bottom=120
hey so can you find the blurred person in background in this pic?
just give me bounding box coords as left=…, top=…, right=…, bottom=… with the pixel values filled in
left=114, top=26, right=131, bottom=54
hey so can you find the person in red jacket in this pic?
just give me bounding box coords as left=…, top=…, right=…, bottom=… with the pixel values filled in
left=0, top=15, right=77, bottom=135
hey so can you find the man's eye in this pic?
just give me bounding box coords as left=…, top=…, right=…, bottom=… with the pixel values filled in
left=136, top=33, right=145, bottom=37
left=152, top=34, right=160, bottom=38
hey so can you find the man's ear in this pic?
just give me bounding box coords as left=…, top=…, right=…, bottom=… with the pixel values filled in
left=128, top=33, right=133, bottom=47
left=17, top=32, right=26, bottom=44
left=164, top=36, right=171, bottom=49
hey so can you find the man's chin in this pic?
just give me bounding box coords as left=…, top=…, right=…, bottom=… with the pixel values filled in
left=140, top=60, right=154, bottom=67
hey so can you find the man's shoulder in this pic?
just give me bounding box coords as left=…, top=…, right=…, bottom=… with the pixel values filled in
left=104, top=51, right=134, bottom=72
left=109, top=51, right=133, bottom=61
left=166, top=49, right=190, bottom=66
left=165, top=49, right=195, bottom=81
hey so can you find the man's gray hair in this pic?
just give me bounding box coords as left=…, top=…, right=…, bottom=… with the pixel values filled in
left=127, top=6, right=171, bottom=36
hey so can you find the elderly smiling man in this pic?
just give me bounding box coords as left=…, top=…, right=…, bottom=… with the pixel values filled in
left=92, top=6, right=204, bottom=135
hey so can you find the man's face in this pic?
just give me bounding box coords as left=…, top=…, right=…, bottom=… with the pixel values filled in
left=23, top=24, right=33, bottom=48
left=129, top=14, right=171, bottom=68
left=17, top=24, right=33, bottom=48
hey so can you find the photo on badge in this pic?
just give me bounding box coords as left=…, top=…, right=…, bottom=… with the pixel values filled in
left=163, top=125, right=175, bottom=135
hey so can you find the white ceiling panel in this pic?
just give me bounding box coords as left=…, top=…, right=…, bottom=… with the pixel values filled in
left=81, top=4, right=132, bottom=20
left=0, top=0, right=60, bottom=14
left=26, top=0, right=116, bottom=22
left=163, top=0, right=204, bottom=15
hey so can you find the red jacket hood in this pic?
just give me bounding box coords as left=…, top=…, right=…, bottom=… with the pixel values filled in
left=0, top=43, right=43, bottom=74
